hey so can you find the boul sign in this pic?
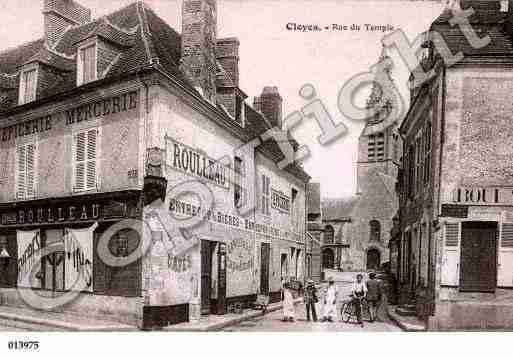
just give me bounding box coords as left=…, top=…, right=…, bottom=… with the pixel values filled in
left=452, top=187, right=513, bottom=205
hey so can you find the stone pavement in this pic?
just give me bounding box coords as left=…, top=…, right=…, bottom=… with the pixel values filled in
left=386, top=306, right=426, bottom=332
left=165, top=298, right=302, bottom=331
left=222, top=301, right=401, bottom=332
left=0, top=306, right=137, bottom=331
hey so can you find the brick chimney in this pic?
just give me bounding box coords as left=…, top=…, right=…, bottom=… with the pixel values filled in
left=257, top=86, right=283, bottom=129
left=180, top=0, right=218, bottom=104
left=43, top=0, right=91, bottom=48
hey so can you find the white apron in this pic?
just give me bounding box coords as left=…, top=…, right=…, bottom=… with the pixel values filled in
left=283, top=289, right=295, bottom=318
left=323, top=285, right=337, bottom=318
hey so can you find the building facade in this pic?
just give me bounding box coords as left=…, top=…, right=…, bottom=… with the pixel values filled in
left=306, top=183, right=322, bottom=283
left=0, top=0, right=309, bottom=328
left=327, top=50, right=402, bottom=273
left=396, top=0, right=513, bottom=329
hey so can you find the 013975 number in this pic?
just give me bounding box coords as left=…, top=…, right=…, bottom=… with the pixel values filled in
left=7, top=340, right=40, bottom=350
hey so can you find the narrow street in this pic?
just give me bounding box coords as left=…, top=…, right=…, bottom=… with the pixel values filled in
left=222, top=303, right=401, bottom=332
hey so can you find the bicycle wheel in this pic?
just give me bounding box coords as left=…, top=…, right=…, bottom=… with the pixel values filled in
left=341, top=303, right=352, bottom=323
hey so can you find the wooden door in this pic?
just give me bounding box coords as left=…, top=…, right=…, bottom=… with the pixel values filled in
left=460, top=222, right=497, bottom=292
left=201, top=240, right=214, bottom=315
left=260, top=243, right=270, bottom=295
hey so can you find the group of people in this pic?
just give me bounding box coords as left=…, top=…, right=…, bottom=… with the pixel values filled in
left=282, top=272, right=383, bottom=325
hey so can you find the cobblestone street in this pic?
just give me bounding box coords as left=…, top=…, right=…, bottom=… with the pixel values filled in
left=222, top=303, right=401, bottom=332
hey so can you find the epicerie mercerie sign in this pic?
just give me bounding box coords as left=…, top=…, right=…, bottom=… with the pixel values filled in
left=0, top=91, right=138, bottom=142
left=166, top=136, right=229, bottom=189
left=452, top=187, right=513, bottom=205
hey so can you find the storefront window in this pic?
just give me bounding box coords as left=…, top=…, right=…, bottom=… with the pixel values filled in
left=94, top=228, right=141, bottom=297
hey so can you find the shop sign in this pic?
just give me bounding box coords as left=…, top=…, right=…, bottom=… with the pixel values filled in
left=452, top=187, right=513, bottom=205
left=169, top=198, right=302, bottom=242
left=17, top=230, right=41, bottom=288
left=165, top=136, right=229, bottom=189
left=226, top=239, right=254, bottom=272
left=0, top=200, right=129, bottom=226
left=271, top=189, right=291, bottom=213
left=64, top=224, right=95, bottom=292
left=0, top=91, right=138, bottom=143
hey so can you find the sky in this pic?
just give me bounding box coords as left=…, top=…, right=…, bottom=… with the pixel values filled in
left=0, top=0, right=445, bottom=198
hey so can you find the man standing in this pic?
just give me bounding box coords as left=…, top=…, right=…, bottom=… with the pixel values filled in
left=304, top=279, right=318, bottom=322
left=366, top=272, right=382, bottom=322
left=321, top=277, right=338, bottom=322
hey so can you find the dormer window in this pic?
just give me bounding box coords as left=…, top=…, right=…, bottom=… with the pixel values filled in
left=18, top=64, right=38, bottom=105
left=77, top=42, right=97, bottom=86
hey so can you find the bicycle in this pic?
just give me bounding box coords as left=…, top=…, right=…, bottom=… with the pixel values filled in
left=340, top=294, right=369, bottom=324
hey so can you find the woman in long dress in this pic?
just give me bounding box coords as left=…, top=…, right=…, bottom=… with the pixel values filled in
left=282, top=282, right=296, bottom=322
left=322, top=277, right=338, bottom=322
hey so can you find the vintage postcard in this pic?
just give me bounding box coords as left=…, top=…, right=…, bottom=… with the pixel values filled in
left=0, top=0, right=512, bottom=350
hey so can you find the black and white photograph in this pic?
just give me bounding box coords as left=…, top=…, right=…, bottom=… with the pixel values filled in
left=0, top=0, right=512, bottom=356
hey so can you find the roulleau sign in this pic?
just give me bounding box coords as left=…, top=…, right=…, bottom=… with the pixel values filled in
left=165, top=136, right=229, bottom=189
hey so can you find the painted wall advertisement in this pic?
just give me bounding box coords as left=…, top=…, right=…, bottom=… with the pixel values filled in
left=64, top=224, right=95, bottom=292
left=17, top=229, right=42, bottom=288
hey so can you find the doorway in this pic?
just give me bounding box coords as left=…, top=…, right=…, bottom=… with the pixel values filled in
left=200, top=240, right=216, bottom=315
left=322, top=248, right=334, bottom=269
left=460, top=222, right=497, bottom=292
left=260, top=243, right=270, bottom=295
left=366, top=248, right=380, bottom=270
left=44, top=229, right=65, bottom=292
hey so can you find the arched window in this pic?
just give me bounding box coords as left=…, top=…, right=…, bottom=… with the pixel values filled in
left=366, top=248, right=381, bottom=270
left=322, top=248, right=335, bottom=269
left=324, top=225, right=334, bottom=244
left=370, top=220, right=381, bottom=242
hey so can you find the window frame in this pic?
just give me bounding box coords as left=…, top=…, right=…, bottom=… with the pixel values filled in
left=76, top=40, right=98, bottom=86
left=18, top=63, right=38, bottom=105
left=261, top=174, right=271, bottom=216
left=369, top=220, right=381, bottom=242
left=15, top=136, right=38, bottom=200
left=423, top=122, right=432, bottom=184
left=234, top=156, right=243, bottom=208
left=72, top=126, right=100, bottom=193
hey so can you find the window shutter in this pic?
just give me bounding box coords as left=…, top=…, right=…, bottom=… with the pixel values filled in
left=25, top=143, right=36, bottom=198
left=74, top=129, right=98, bottom=192
left=16, top=144, right=26, bottom=199
left=441, top=222, right=460, bottom=286
left=74, top=132, right=86, bottom=191
left=498, top=223, right=513, bottom=287
left=86, top=128, right=97, bottom=190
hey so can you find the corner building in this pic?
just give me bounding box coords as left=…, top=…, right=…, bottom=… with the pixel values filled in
left=0, top=0, right=309, bottom=328
left=396, top=0, right=513, bottom=329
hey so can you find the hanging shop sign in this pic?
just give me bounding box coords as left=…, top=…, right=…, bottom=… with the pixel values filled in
left=271, top=189, right=291, bottom=213
left=452, top=187, right=513, bottom=205
left=17, top=229, right=42, bottom=288
left=0, top=199, right=132, bottom=226
left=165, top=136, right=229, bottom=189
left=0, top=91, right=138, bottom=142
left=64, top=224, right=96, bottom=292
left=169, top=198, right=302, bottom=242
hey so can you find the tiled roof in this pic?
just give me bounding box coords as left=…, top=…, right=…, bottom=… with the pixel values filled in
left=0, top=38, right=45, bottom=74
left=0, top=1, right=310, bottom=183
left=0, top=2, right=177, bottom=113
left=321, top=197, right=359, bottom=221
left=430, top=1, right=513, bottom=57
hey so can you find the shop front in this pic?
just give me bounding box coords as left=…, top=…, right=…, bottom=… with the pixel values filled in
left=431, top=188, right=513, bottom=329
left=0, top=190, right=144, bottom=325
